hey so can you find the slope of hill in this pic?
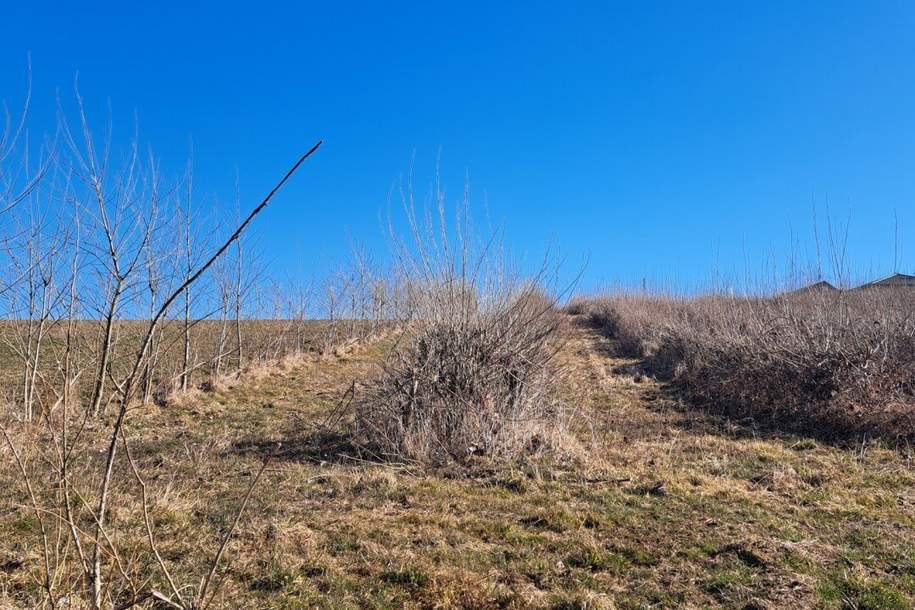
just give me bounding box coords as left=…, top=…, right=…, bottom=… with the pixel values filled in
left=2, top=316, right=913, bottom=609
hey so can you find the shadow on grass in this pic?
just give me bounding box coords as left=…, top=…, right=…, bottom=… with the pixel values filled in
left=642, top=371, right=915, bottom=450
left=227, top=428, right=387, bottom=466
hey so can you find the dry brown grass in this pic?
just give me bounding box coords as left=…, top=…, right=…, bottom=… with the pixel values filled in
left=3, top=313, right=914, bottom=609
left=0, top=319, right=347, bottom=407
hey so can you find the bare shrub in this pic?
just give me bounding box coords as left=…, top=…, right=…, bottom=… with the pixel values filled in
left=353, top=178, right=569, bottom=464
left=356, top=284, right=565, bottom=463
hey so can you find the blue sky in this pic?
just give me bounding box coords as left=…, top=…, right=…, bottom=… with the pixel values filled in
left=2, top=1, right=914, bottom=292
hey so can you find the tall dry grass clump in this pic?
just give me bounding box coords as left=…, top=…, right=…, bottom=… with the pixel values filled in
left=577, top=287, right=915, bottom=440
left=353, top=182, right=569, bottom=464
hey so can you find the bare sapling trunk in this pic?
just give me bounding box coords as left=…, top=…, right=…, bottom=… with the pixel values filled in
left=64, top=101, right=149, bottom=418
left=372, top=279, right=386, bottom=335
left=180, top=160, right=193, bottom=392
left=214, top=308, right=229, bottom=379
left=89, top=279, right=122, bottom=416
left=141, top=240, right=160, bottom=403
left=79, top=165, right=137, bottom=416
left=324, top=277, right=338, bottom=350
left=212, top=254, right=231, bottom=381
left=233, top=186, right=244, bottom=373
left=24, top=243, right=57, bottom=422
left=4, top=200, right=61, bottom=422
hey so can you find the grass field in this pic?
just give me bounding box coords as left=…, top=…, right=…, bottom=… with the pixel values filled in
left=0, top=319, right=338, bottom=407
left=2, top=314, right=914, bottom=609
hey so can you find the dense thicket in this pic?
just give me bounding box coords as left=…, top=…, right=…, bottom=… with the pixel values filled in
left=573, top=289, right=915, bottom=440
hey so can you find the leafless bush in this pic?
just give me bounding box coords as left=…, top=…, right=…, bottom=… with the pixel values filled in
left=353, top=175, right=570, bottom=464
left=581, top=288, right=915, bottom=440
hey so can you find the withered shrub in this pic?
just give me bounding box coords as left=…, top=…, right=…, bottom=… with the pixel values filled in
left=353, top=185, right=570, bottom=464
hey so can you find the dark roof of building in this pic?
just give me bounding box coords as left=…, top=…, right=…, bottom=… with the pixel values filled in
left=785, top=280, right=838, bottom=295
left=856, top=273, right=915, bottom=289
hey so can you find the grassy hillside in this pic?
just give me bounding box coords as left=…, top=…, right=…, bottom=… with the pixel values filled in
left=2, top=315, right=914, bottom=609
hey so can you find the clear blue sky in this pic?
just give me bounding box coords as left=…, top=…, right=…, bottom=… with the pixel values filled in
left=2, top=1, right=914, bottom=292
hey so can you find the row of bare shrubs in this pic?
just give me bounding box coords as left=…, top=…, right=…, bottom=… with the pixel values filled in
left=571, top=288, right=915, bottom=440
